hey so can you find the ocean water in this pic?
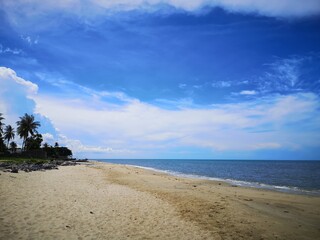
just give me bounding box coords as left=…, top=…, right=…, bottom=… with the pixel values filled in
left=98, top=159, right=320, bottom=195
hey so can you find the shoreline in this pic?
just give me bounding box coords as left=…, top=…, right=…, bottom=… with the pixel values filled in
left=1, top=161, right=320, bottom=239
left=96, top=160, right=320, bottom=196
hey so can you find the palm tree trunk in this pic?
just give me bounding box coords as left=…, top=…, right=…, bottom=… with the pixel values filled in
left=22, top=138, right=25, bottom=151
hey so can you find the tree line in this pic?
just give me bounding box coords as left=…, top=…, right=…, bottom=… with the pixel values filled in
left=0, top=113, right=72, bottom=158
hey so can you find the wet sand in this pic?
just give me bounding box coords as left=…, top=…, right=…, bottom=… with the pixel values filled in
left=0, top=161, right=319, bottom=239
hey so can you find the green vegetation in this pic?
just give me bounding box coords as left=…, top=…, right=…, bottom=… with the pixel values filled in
left=4, top=124, right=15, bottom=148
left=16, top=113, right=41, bottom=151
left=0, top=113, right=6, bottom=153
left=0, top=113, right=73, bottom=160
left=0, top=157, right=48, bottom=164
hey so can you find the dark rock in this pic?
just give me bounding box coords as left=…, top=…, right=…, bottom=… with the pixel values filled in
left=42, top=163, right=56, bottom=170
left=0, top=162, right=11, bottom=169
left=61, top=161, right=76, bottom=166
left=0, top=159, right=78, bottom=173
left=75, top=159, right=89, bottom=162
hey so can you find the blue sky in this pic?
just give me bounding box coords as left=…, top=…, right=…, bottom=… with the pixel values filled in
left=1, top=0, right=320, bottom=159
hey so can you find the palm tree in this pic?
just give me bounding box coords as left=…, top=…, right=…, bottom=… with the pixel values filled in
left=0, top=113, right=5, bottom=152
left=4, top=125, right=15, bottom=148
left=9, top=141, right=17, bottom=153
left=16, top=113, right=41, bottom=150
left=43, top=142, right=49, bottom=148
left=0, top=113, right=4, bottom=134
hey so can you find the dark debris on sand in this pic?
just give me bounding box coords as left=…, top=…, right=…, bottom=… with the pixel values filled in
left=0, top=159, right=88, bottom=173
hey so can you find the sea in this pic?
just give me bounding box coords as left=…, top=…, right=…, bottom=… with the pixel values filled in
left=97, top=159, right=320, bottom=195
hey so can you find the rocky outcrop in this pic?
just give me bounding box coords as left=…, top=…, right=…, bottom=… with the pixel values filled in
left=0, top=160, right=78, bottom=173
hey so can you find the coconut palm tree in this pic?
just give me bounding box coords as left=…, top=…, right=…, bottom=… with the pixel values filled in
left=9, top=141, right=17, bottom=153
left=0, top=113, right=5, bottom=152
left=43, top=142, right=49, bottom=148
left=16, top=113, right=41, bottom=150
left=0, top=113, right=4, bottom=133
left=4, top=125, right=15, bottom=148
left=0, top=113, right=4, bottom=138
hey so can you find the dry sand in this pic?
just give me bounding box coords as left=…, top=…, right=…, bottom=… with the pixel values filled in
left=0, top=161, right=319, bottom=240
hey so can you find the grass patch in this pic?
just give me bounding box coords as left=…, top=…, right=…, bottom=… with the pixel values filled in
left=0, top=157, right=49, bottom=164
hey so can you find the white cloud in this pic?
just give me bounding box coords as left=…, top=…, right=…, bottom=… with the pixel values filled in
left=251, top=142, right=281, bottom=150
left=263, top=57, right=303, bottom=89
left=58, top=134, right=133, bottom=155
left=211, top=0, right=320, bottom=17
left=257, top=56, right=318, bottom=94
left=42, top=133, right=55, bottom=145
left=21, top=35, right=39, bottom=45
left=35, top=72, right=135, bottom=104
left=0, top=67, right=40, bottom=146
left=0, top=67, right=132, bottom=156
left=240, top=90, right=257, bottom=95
left=0, top=44, right=23, bottom=55
left=0, top=67, right=38, bottom=95
left=0, top=66, right=39, bottom=125
left=1, top=0, right=319, bottom=27
left=211, top=81, right=232, bottom=88
left=178, top=83, right=187, bottom=89
left=34, top=85, right=320, bottom=154
left=2, top=67, right=320, bottom=158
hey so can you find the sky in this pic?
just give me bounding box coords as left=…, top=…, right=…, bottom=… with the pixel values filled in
left=0, top=0, right=320, bottom=160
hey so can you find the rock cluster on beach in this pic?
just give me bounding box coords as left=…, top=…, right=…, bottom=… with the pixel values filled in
left=0, top=159, right=87, bottom=173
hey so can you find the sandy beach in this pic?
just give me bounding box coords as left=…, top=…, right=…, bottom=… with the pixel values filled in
left=0, top=161, right=319, bottom=240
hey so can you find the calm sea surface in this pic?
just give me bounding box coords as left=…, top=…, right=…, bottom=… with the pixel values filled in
left=97, top=159, right=320, bottom=195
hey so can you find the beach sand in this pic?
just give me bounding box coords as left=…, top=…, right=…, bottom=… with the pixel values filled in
left=0, top=161, right=319, bottom=240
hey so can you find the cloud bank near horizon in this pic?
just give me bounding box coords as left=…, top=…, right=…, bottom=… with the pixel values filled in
left=1, top=66, right=319, bottom=159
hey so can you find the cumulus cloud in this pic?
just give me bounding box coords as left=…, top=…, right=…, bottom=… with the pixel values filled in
left=1, top=0, right=319, bottom=27
left=0, top=67, right=56, bottom=146
left=34, top=83, right=320, bottom=155
left=0, top=67, right=39, bottom=126
left=42, top=133, right=55, bottom=145
left=2, top=67, right=320, bottom=158
left=0, top=67, right=38, bottom=95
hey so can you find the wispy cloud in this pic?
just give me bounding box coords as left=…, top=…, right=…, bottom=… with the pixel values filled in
left=1, top=67, right=320, bottom=158
left=34, top=77, right=320, bottom=155
left=240, top=90, right=257, bottom=95
left=178, top=83, right=187, bottom=89
left=1, top=0, right=319, bottom=30
left=21, top=35, right=39, bottom=45
left=211, top=81, right=232, bottom=88
left=257, top=55, right=320, bottom=94
left=58, top=134, right=133, bottom=155
left=0, top=44, right=23, bottom=55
